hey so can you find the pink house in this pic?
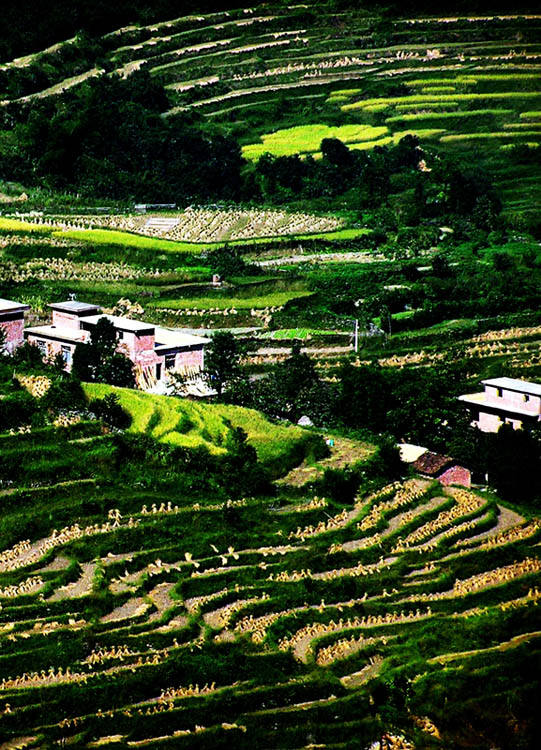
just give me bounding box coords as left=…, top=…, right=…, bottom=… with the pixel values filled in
left=458, top=377, right=541, bottom=433
left=0, top=298, right=30, bottom=353
left=24, top=300, right=209, bottom=390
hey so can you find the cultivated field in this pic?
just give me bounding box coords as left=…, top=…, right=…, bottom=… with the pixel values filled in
left=0, top=420, right=539, bottom=747
left=1, top=6, right=540, bottom=217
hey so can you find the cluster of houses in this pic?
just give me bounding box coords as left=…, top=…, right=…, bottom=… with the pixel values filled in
left=0, top=297, right=210, bottom=392
left=2, top=296, right=540, bottom=488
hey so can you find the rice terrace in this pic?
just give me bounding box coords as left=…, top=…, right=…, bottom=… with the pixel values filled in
left=0, top=1, right=540, bottom=749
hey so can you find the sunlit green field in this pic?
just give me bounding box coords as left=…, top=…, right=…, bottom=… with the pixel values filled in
left=84, top=383, right=308, bottom=466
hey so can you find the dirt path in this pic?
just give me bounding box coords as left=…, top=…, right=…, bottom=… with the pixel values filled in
left=48, top=562, right=95, bottom=601
left=457, top=505, right=524, bottom=547
left=255, top=345, right=352, bottom=356
left=37, top=555, right=71, bottom=573
left=255, top=251, right=382, bottom=267
left=101, top=597, right=150, bottom=624
left=0, top=737, right=38, bottom=750
left=428, top=630, right=541, bottom=665
left=340, top=656, right=384, bottom=688
left=341, top=495, right=449, bottom=552
left=147, top=582, right=177, bottom=622
left=203, top=598, right=260, bottom=630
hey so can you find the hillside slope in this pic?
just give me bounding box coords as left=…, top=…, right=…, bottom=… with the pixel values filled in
left=83, top=382, right=316, bottom=474
left=0, top=3, right=539, bottom=222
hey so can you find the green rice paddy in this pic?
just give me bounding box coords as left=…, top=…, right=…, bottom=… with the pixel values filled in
left=149, top=291, right=314, bottom=310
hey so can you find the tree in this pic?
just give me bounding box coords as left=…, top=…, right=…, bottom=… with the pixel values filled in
left=485, top=424, right=541, bottom=505
left=256, top=343, right=321, bottom=422
left=221, top=427, right=269, bottom=498
left=321, top=137, right=352, bottom=168
left=72, top=317, right=134, bottom=387
left=204, top=331, right=242, bottom=397
left=89, top=393, right=132, bottom=429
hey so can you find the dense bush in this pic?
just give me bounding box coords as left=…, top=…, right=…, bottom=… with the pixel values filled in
left=88, top=393, right=132, bottom=429
left=0, top=390, right=40, bottom=430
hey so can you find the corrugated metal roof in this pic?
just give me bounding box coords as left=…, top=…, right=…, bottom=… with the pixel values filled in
left=154, top=326, right=210, bottom=349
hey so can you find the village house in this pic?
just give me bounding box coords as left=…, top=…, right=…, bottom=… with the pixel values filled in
left=0, top=298, right=30, bottom=353
left=399, top=443, right=471, bottom=488
left=23, top=300, right=210, bottom=390
left=458, top=377, right=541, bottom=433
left=411, top=450, right=471, bottom=488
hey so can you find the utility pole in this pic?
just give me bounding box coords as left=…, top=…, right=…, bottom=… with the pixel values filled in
left=354, top=318, right=359, bottom=353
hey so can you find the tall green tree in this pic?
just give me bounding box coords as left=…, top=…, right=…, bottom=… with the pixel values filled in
left=204, top=331, right=243, bottom=397
left=72, top=317, right=134, bottom=387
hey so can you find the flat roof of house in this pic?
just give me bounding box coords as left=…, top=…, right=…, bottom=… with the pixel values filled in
left=458, top=392, right=541, bottom=418
left=482, top=377, right=541, bottom=397
left=398, top=443, right=427, bottom=464
left=49, top=301, right=101, bottom=314
left=24, top=325, right=89, bottom=343
left=154, top=326, right=210, bottom=349
left=82, top=314, right=154, bottom=333
left=0, top=298, right=30, bottom=313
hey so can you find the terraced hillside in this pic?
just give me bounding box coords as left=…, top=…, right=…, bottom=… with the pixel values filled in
left=82, top=383, right=312, bottom=470
left=0, top=417, right=539, bottom=749
left=1, top=5, right=539, bottom=222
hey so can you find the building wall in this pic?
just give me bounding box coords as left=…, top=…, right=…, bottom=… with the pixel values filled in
left=133, top=332, right=156, bottom=355
left=51, top=310, right=83, bottom=330
left=477, top=411, right=504, bottom=433
left=25, top=334, right=76, bottom=369
left=484, top=385, right=541, bottom=415
left=174, top=347, right=204, bottom=371
left=0, top=316, right=25, bottom=353
left=438, top=465, right=471, bottom=488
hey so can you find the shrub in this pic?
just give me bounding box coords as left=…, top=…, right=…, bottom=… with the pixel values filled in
left=315, top=466, right=361, bottom=505
left=42, top=377, right=86, bottom=411
left=0, top=390, right=40, bottom=431
left=88, top=393, right=132, bottom=429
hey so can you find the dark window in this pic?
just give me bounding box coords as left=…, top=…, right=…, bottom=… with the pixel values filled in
left=61, top=345, right=72, bottom=365
left=165, top=354, right=176, bottom=370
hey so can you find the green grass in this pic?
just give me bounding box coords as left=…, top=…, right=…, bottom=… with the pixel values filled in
left=395, top=101, right=461, bottom=111
left=342, top=92, right=541, bottom=111
left=148, top=290, right=314, bottom=310
left=83, top=383, right=308, bottom=466
left=293, top=228, right=371, bottom=241
left=440, top=131, right=541, bottom=142
left=0, top=217, right=52, bottom=233
left=259, top=328, right=342, bottom=340
left=385, top=109, right=512, bottom=123
left=242, top=123, right=390, bottom=160
left=52, top=228, right=213, bottom=253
